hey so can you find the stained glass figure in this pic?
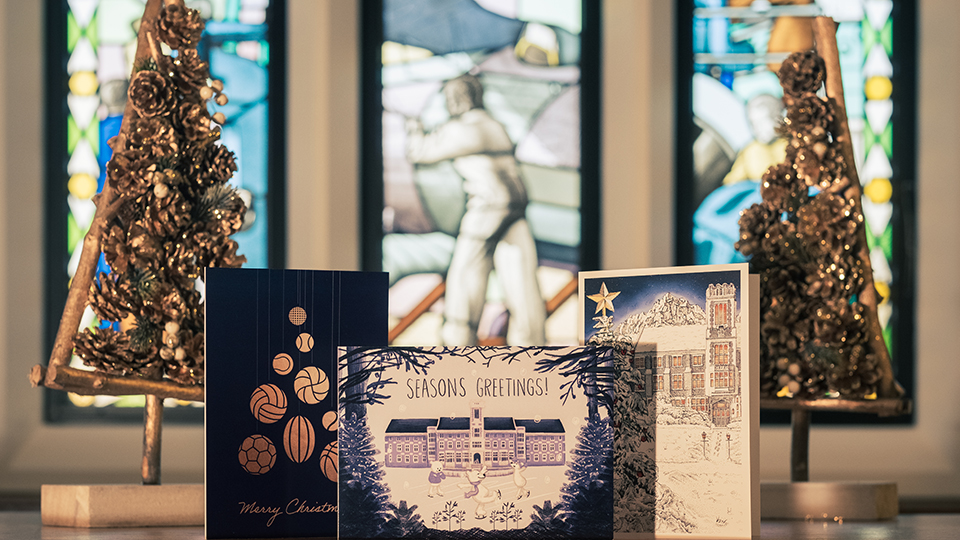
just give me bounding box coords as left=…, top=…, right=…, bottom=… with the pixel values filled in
left=375, top=0, right=594, bottom=346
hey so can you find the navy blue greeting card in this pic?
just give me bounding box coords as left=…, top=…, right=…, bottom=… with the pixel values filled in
left=205, top=268, right=388, bottom=539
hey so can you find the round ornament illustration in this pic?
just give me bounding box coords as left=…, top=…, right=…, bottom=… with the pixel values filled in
left=294, top=366, right=329, bottom=404
left=249, top=383, right=287, bottom=424
left=321, top=410, right=338, bottom=431
left=239, top=434, right=277, bottom=475
left=289, top=307, right=307, bottom=326
left=273, top=352, right=294, bottom=375
left=283, top=415, right=316, bottom=464
left=319, top=440, right=338, bottom=482
left=296, top=332, right=314, bottom=353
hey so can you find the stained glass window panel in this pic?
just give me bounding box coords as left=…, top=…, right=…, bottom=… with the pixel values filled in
left=48, top=0, right=283, bottom=419
left=371, top=0, right=598, bottom=347
left=679, top=0, right=915, bottom=421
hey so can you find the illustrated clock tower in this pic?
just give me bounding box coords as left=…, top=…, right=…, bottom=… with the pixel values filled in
left=706, top=283, right=738, bottom=426
left=470, top=402, right=484, bottom=466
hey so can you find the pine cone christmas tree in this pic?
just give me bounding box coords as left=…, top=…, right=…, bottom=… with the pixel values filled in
left=74, top=2, right=245, bottom=387
left=736, top=50, right=888, bottom=400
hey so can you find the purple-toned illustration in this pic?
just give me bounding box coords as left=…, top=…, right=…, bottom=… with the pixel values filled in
left=338, top=346, right=614, bottom=539
left=383, top=402, right=564, bottom=470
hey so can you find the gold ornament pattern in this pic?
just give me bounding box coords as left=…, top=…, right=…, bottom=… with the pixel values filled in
left=239, top=434, right=276, bottom=475
left=283, top=415, right=316, bottom=464
left=272, top=352, right=294, bottom=376
left=288, top=307, right=307, bottom=326
left=239, top=300, right=338, bottom=476
left=318, top=440, right=338, bottom=482
left=249, top=383, right=287, bottom=424
left=321, top=410, right=338, bottom=431
left=294, top=366, right=329, bottom=405
left=295, top=332, right=314, bottom=353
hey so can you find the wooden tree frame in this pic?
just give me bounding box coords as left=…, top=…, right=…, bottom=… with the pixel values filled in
left=31, top=0, right=203, bottom=485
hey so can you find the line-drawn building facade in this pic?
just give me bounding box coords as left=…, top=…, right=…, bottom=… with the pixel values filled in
left=383, top=402, right=565, bottom=469
left=632, top=283, right=742, bottom=426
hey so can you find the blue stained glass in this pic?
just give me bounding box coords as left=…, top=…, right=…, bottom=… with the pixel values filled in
left=53, top=0, right=280, bottom=419
left=206, top=29, right=270, bottom=269
left=384, top=0, right=524, bottom=55
left=97, top=115, right=123, bottom=192
left=223, top=101, right=269, bottom=267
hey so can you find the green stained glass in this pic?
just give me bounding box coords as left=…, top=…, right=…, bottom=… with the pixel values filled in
left=67, top=212, right=83, bottom=254
left=86, top=115, right=100, bottom=155
left=881, top=18, right=893, bottom=55
left=87, top=10, right=100, bottom=51
left=225, top=0, right=241, bottom=20
left=114, top=395, right=147, bottom=407
left=67, top=114, right=80, bottom=154
left=863, top=219, right=892, bottom=261
left=881, top=121, right=893, bottom=158
left=880, top=222, right=893, bottom=261
left=865, top=220, right=876, bottom=251
left=861, top=18, right=876, bottom=60
left=882, top=323, right=893, bottom=352
left=863, top=121, right=876, bottom=150
left=863, top=121, right=893, bottom=160
left=259, top=41, right=270, bottom=67
left=67, top=10, right=81, bottom=53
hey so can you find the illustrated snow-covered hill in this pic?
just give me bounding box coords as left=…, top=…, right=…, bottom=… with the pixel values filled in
left=614, top=292, right=707, bottom=338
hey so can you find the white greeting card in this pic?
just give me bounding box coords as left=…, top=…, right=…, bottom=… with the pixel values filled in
left=580, top=264, right=759, bottom=539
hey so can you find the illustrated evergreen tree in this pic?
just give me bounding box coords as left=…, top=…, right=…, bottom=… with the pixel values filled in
left=527, top=500, right=566, bottom=535
left=382, top=500, right=426, bottom=538
left=610, top=343, right=656, bottom=533
left=587, top=282, right=654, bottom=533
left=736, top=48, right=899, bottom=400
left=69, top=1, right=245, bottom=387
left=339, top=412, right=391, bottom=538
left=560, top=416, right=614, bottom=539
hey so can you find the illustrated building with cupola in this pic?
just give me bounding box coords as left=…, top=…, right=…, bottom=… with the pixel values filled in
left=383, top=402, right=565, bottom=469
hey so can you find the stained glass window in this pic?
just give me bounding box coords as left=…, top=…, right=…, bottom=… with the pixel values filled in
left=46, top=0, right=284, bottom=421
left=678, top=0, right=915, bottom=422
left=363, top=0, right=600, bottom=347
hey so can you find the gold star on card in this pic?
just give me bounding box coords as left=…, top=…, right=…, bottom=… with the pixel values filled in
left=587, top=282, right=620, bottom=315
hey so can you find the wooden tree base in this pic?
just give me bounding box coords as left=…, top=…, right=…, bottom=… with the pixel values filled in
left=761, top=481, right=898, bottom=521
left=41, top=484, right=202, bottom=528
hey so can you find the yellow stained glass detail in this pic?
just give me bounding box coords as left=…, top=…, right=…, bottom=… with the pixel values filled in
left=864, top=178, right=892, bottom=204
left=68, top=71, right=99, bottom=96
left=68, top=172, right=98, bottom=200
left=865, top=76, right=893, bottom=101
left=875, top=280, right=891, bottom=305
left=68, top=393, right=96, bottom=407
